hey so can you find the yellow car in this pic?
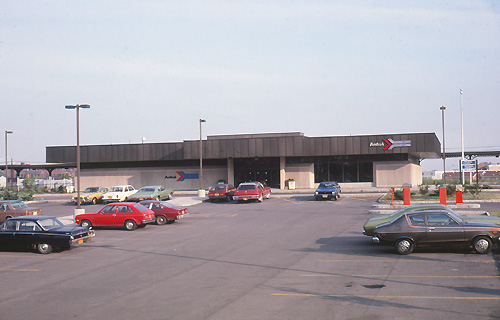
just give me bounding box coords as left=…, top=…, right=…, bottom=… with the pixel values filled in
left=73, top=187, right=109, bottom=205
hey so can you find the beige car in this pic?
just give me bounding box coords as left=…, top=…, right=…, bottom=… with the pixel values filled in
left=102, top=185, right=137, bottom=203
left=0, top=200, right=42, bottom=223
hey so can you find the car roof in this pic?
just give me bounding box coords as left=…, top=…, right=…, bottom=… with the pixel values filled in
left=109, top=185, right=133, bottom=188
left=0, top=200, right=25, bottom=203
left=3, top=215, right=55, bottom=221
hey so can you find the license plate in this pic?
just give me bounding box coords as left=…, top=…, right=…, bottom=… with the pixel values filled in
left=108, top=196, right=112, bottom=199
left=75, top=239, right=83, bottom=244
left=214, top=193, right=219, bottom=196
left=243, top=198, right=248, bottom=201
left=323, top=195, right=328, bottom=198
left=139, top=198, right=144, bottom=201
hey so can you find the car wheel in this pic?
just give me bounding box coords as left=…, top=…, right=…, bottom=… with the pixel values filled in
left=258, top=194, right=263, bottom=202
left=395, top=238, right=414, bottom=255
left=156, top=196, right=161, bottom=201
left=37, top=243, right=53, bottom=254
left=92, top=198, right=97, bottom=205
left=124, top=219, right=137, bottom=231
left=472, top=236, right=492, bottom=254
left=80, top=219, right=92, bottom=228
left=5, top=216, right=12, bottom=220
left=156, top=215, right=167, bottom=225
left=168, top=193, right=173, bottom=200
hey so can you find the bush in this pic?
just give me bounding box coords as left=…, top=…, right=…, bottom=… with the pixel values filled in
left=419, top=185, right=429, bottom=195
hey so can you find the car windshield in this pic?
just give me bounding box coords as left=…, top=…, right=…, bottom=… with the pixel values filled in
left=110, top=187, right=123, bottom=192
left=139, top=188, right=156, bottom=192
left=238, top=184, right=255, bottom=190
left=319, top=183, right=336, bottom=188
left=37, top=217, right=64, bottom=231
left=10, top=201, right=28, bottom=209
left=211, top=185, right=225, bottom=191
left=84, top=187, right=99, bottom=193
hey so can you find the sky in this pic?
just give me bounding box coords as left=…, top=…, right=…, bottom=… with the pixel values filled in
left=1, top=0, right=499, bottom=171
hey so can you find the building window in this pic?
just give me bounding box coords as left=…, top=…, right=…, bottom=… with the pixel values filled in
left=314, top=159, right=373, bottom=183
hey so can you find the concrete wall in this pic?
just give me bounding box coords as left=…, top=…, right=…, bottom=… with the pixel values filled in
left=80, top=166, right=227, bottom=191
left=284, top=163, right=315, bottom=189
left=374, top=161, right=422, bottom=187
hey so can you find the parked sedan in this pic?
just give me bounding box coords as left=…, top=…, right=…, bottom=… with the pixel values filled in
left=0, top=200, right=42, bottom=223
left=75, top=203, right=156, bottom=230
left=140, top=200, right=189, bottom=225
left=102, top=185, right=137, bottom=203
left=233, top=182, right=271, bottom=202
left=314, top=181, right=341, bottom=200
left=0, top=215, right=94, bottom=254
left=363, top=204, right=500, bottom=237
left=72, top=187, right=108, bottom=205
left=208, top=184, right=235, bottom=202
left=128, top=185, right=174, bottom=202
left=372, top=209, right=500, bottom=255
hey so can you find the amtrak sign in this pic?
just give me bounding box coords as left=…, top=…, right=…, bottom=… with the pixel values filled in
left=370, top=138, right=411, bottom=150
left=165, top=171, right=199, bottom=181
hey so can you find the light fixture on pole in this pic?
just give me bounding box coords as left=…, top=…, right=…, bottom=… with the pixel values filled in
left=199, top=119, right=206, bottom=193
left=440, top=106, right=446, bottom=185
left=65, top=104, right=90, bottom=209
left=5, top=130, right=13, bottom=188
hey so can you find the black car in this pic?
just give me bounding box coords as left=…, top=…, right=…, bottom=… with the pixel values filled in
left=373, top=209, right=500, bottom=255
left=0, top=216, right=95, bottom=254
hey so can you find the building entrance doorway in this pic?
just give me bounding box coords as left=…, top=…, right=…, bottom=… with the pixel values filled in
left=234, top=158, right=280, bottom=188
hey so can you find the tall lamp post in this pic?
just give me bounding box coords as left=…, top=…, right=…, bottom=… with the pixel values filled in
left=440, top=106, right=446, bottom=184
left=65, top=104, right=90, bottom=209
left=199, top=119, right=206, bottom=193
left=460, top=89, right=465, bottom=184
left=5, top=130, right=13, bottom=188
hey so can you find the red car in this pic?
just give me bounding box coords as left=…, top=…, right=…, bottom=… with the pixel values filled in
left=140, top=200, right=189, bottom=225
left=208, top=184, right=236, bottom=202
left=233, top=182, right=271, bottom=202
left=75, top=203, right=156, bottom=230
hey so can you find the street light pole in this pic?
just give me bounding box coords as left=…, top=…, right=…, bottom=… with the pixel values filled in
left=460, top=89, right=465, bottom=184
left=65, top=104, right=90, bottom=209
left=199, top=119, right=206, bottom=191
left=440, top=106, right=446, bottom=185
left=5, top=131, right=13, bottom=188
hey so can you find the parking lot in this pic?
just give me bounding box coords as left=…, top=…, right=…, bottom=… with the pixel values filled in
left=1, top=196, right=499, bottom=320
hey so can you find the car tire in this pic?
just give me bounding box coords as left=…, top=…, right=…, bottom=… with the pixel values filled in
left=124, top=219, right=137, bottom=231
left=156, top=196, right=161, bottom=201
left=80, top=219, right=92, bottom=228
left=37, top=243, right=53, bottom=254
left=156, top=215, right=167, bottom=225
left=395, top=238, right=414, bottom=255
left=5, top=216, right=12, bottom=220
left=92, top=198, right=97, bottom=205
left=258, top=194, right=263, bottom=202
left=472, top=236, right=492, bottom=254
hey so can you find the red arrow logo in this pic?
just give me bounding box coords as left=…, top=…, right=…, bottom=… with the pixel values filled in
left=176, top=171, right=184, bottom=181
left=383, top=139, right=392, bottom=151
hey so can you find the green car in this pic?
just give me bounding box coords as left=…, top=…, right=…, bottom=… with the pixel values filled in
left=363, top=204, right=500, bottom=236
left=128, top=185, right=174, bottom=202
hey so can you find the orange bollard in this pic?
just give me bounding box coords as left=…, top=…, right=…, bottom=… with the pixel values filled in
left=403, top=187, right=411, bottom=206
left=456, top=191, right=463, bottom=204
left=439, top=186, right=447, bottom=205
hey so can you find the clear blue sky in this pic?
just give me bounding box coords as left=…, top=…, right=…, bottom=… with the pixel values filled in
left=1, top=1, right=499, bottom=171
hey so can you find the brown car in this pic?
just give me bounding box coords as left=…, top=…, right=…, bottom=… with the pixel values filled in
left=373, top=209, right=500, bottom=255
left=0, top=200, right=42, bottom=223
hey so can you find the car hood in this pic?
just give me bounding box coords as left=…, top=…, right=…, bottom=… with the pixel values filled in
left=461, top=215, right=500, bottom=226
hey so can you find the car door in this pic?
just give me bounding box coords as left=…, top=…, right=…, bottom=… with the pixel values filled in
left=15, top=220, right=42, bottom=247
left=0, top=220, right=18, bottom=246
left=95, top=205, right=118, bottom=226
left=116, top=205, right=135, bottom=225
left=425, top=213, right=465, bottom=246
